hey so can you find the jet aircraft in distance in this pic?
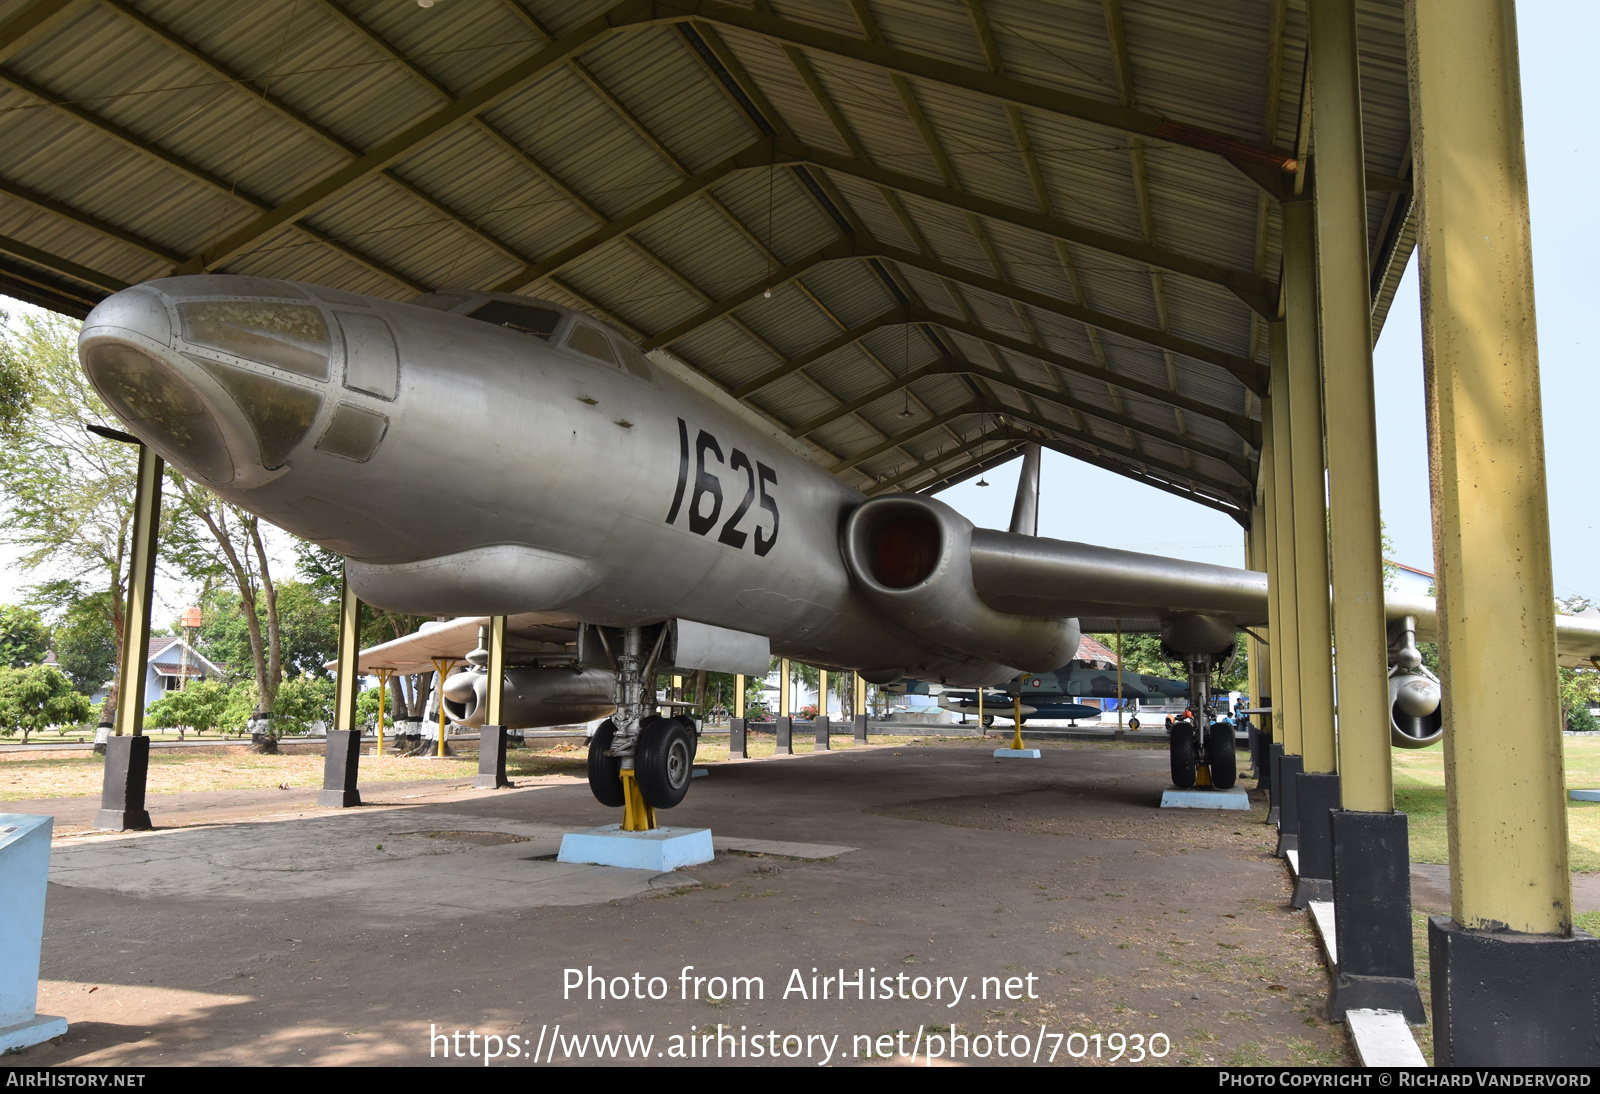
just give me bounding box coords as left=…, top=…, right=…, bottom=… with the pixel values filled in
left=79, top=277, right=1600, bottom=807
left=896, top=652, right=1190, bottom=727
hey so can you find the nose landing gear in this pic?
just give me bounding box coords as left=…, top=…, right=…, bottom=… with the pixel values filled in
left=584, top=625, right=701, bottom=828
left=1167, top=648, right=1239, bottom=791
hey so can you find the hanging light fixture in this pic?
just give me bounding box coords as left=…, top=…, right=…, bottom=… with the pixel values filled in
left=975, top=409, right=990, bottom=485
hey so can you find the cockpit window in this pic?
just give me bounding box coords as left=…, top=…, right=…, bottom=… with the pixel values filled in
left=177, top=301, right=330, bottom=380
left=468, top=300, right=563, bottom=340
left=566, top=323, right=617, bottom=364
left=612, top=337, right=653, bottom=380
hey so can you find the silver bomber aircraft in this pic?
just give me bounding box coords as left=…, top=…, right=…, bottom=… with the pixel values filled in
left=77, top=276, right=1600, bottom=806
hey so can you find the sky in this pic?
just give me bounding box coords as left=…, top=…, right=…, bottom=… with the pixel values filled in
left=1, top=1, right=1594, bottom=609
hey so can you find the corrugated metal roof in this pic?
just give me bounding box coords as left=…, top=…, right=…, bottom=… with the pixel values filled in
left=0, top=0, right=1421, bottom=519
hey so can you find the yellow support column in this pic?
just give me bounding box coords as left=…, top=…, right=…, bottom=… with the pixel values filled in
left=1283, top=198, right=1338, bottom=778
left=779, top=658, right=790, bottom=718
left=486, top=616, right=507, bottom=728
left=1410, top=0, right=1570, bottom=933
left=429, top=657, right=457, bottom=759
left=818, top=669, right=828, bottom=720
left=1012, top=694, right=1024, bottom=751
left=318, top=573, right=363, bottom=808
left=1312, top=0, right=1392, bottom=814
left=1406, top=0, right=1596, bottom=1059
left=94, top=443, right=162, bottom=831
left=1267, top=330, right=1303, bottom=760
left=734, top=673, right=745, bottom=720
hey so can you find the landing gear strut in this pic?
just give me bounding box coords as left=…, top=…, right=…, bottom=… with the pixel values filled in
left=1168, top=650, right=1238, bottom=790
left=584, top=625, right=697, bottom=828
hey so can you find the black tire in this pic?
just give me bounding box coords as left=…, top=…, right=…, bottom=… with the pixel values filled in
left=636, top=714, right=696, bottom=809
left=587, top=719, right=625, bottom=807
left=1206, top=721, right=1238, bottom=789
left=981, top=714, right=994, bottom=728
left=675, top=715, right=701, bottom=762
left=1169, top=720, right=1198, bottom=789
left=1128, top=716, right=1141, bottom=731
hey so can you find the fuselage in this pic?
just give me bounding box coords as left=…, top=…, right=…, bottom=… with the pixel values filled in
left=79, top=277, right=1015, bottom=685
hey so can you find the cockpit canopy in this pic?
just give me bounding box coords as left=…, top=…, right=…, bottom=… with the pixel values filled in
left=410, top=290, right=652, bottom=380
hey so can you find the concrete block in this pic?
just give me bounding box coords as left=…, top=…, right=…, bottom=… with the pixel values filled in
left=853, top=714, right=867, bottom=744
left=1345, top=1009, right=1427, bottom=1067
left=1160, top=788, right=1250, bottom=810
left=728, top=717, right=747, bottom=759
left=474, top=725, right=512, bottom=789
left=993, top=747, right=1041, bottom=758
left=814, top=716, right=830, bottom=749
left=775, top=716, right=792, bottom=755
left=557, top=825, right=714, bottom=871
left=317, top=728, right=362, bottom=807
left=0, top=814, right=67, bottom=1053
left=95, top=734, right=152, bottom=831
left=1328, top=809, right=1425, bottom=1022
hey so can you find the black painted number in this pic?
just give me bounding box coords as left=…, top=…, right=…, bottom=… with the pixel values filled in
left=666, top=417, right=779, bottom=555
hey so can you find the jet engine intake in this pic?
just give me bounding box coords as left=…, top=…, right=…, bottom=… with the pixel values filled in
left=440, top=666, right=615, bottom=729
left=842, top=495, right=1079, bottom=673
left=1388, top=614, right=1443, bottom=748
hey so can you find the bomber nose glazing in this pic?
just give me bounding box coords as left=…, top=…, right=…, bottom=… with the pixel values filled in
left=78, top=277, right=349, bottom=486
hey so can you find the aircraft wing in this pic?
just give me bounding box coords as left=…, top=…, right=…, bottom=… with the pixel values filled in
left=337, top=613, right=580, bottom=674
left=966, top=527, right=1600, bottom=665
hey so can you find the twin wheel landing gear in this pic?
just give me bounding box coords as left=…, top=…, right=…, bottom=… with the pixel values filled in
left=584, top=625, right=700, bottom=830
left=1167, top=650, right=1238, bottom=791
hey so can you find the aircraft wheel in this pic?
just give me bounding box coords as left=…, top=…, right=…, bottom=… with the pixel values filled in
left=587, top=719, right=625, bottom=807
left=981, top=715, right=994, bottom=728
left=637, top=714, right=695, bottom=809
left=1128, top=716, right=1140, bottom=732
left=1205, top=721, right=1237, bottom=789
left=1169, top=720, right=1198, bottom=789
left=674, top=715, right=701, bottom=762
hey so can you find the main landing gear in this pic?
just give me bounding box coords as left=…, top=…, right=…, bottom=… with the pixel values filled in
left=1167, top=648, right=1238, bottom=791
left=585, top=625, right=700, bottom=829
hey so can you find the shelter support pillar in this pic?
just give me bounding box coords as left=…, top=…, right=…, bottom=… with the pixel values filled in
left=95, top=444, right=161, bottom=832
left=815, top=669, right=829, bottom=749
left=854, top=675, right=868, bottom=743
left=730, top=674, right=747, bottom=758
left=1258, top=410, right=1279, bottom=810
left=1408, top=0, right=1598, bottom=1062
left=319, top=575, right=363, bottom=808
left=1285, top=194, right=1340, bottom=905
left=476, top=615, right=512, bottom=789
left=1267, top=327, right=1304, bottom=856
left=776, top=658, right=792, bottom=754
left=1309, top=0, right=1424, bottom=1019
left=1244, top=520, right=1266, bottom=781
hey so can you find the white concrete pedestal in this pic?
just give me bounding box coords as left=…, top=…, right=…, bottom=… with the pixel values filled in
left=0, top=814, right=67, bottom=1053
left=993, top=747, right=1042, bottom=758
left=558, top=825, right=714, bottom=871
left=1160, top=788, right=1251, bottom=809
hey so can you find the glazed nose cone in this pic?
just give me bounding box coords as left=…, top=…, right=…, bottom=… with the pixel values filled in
left=79, top=280, right=331, bottom=485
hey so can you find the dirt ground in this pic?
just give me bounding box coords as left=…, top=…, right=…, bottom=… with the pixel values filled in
left=5, top=738, right=1353, bottom=1067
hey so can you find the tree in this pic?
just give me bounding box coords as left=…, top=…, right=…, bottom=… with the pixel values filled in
left=0, top=306, right=35, bottom=439
left=0, top=664, right=91, bottom=743
left=41, top=585, right=118, bottom=695
left=145, top=677, right=232, bottom=737
left=0, top=604, right=49, bottom=667
left=0, top=312, right=178, bottom=725
left=275, top=580, right=338, bottom=679
left=273, top=675, right=334, bottom=735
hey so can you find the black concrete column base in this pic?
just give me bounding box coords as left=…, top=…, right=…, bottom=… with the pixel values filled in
left=854, top=714, right=867, bottom=744
left=1274, top=753, right=1302, bottom=855
left=317, top=728, right=362, bottom=807
left=814, top=716, right=830, bottom=749
left=729, top=718, right=747, bottom=758
left=94, top=735, right=152, bottom=830
left=775, top=716, right=792, bottom=754
left=1291, top=772, right=1340, bottom=908
left=1327, top=809, right=1425, bottom=1022
left=474, top=725, right=512, bottom=789
left=1430, top=916, right=1600, bottom=1065
left=1267, top=743, right=1284, bottom=825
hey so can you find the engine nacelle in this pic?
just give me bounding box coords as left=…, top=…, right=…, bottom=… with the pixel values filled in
left=440, top=666, right=614, bottom=729
left=1389, top=670, right=1443, bottom=748
left=842, top=495, right=1079, bottom=673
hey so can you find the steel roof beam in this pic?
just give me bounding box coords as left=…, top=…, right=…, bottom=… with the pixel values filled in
left=646, top=0, right=1296, bottom=174
left=828, top=403, right=980, bottom=475
left=0, top=65, right=426, bottom=292
left=1014, top=430, right=1247, bottom=518
left=765, top=139, right=1278, bottom=318
left=0, top=0, right=85, bottom=65
left=171, top=0, right=651, bottom=275
left=989, top=405, right=1248, bottom=502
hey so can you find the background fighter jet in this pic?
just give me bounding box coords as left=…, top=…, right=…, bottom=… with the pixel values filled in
left=78, top=277, right=1600, bottom=805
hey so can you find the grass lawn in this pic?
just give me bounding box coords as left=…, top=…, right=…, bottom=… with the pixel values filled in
left=1392, top=734, right=1600, bottom=883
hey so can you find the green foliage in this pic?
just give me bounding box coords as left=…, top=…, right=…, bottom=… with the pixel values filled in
left=1088, top=630, right=1249, bottom=697
left=0, top=604, right=49, bottom=668
left=356, top=684, right=394, bottom=729
left=46, top=588, right=117, bottom=695
left=273, top=675, right=334, bottom=735
left=189, top=588, right=254, bottom=682
left=275, top=580, right=338, bottom=678
left=0, top=307, right=35, bottom=439
left=1559, top=667, right=1600, bottom=731
left=145, top=678, right=233, bottom=734
left=0, top=664, right=91, bottom=739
